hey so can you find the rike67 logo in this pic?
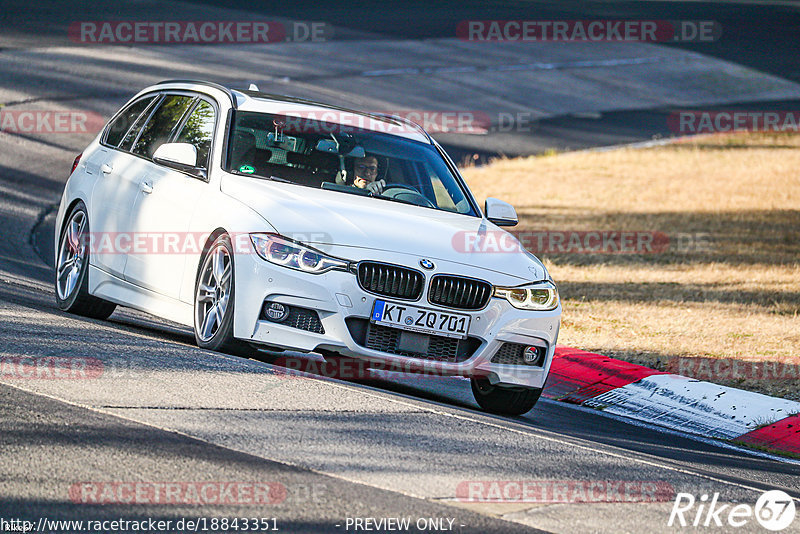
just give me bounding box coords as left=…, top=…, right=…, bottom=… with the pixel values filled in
left=669, top=490, right=796, bottom=531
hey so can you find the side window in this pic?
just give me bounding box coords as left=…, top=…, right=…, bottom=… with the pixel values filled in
left=132, top=95, right=194, bottom=159
left=104, top=96, right=156, bottom=147
left=119, top=95, right=162, bottom=152
left=174, top=100, right=215, bottom=169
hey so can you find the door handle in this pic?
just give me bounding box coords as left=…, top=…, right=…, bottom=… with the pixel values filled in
left=101, top=163, right=113, bottom=175
left=139, top=180, right=153, bottom=194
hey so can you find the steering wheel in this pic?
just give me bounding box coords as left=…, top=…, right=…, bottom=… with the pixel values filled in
left=379, top=184, right=436, bottom=208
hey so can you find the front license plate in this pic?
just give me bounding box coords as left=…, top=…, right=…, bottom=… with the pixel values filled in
left=371, top=300, right=470, bottom=339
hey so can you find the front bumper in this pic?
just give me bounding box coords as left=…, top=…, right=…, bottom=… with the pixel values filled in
left=233, top=249, right=561, bottom=389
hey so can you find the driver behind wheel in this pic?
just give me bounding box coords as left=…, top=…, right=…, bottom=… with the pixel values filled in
left=352, top=155, right=385, bottom=194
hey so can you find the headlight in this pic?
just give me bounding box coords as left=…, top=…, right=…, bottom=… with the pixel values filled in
left=250, top=233, right=350, bottom=274
left=494, top=281, right=559, bottom=311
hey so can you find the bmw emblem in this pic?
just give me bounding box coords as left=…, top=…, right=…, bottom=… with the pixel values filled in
left=419, top=259, right=434, bottom=270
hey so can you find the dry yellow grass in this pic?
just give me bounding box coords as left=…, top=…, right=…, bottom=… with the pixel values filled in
left=461, top=131, right=800, bottom=399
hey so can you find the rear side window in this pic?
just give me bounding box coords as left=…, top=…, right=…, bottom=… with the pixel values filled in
left=132, top=95, right=194, bottom=159
left=174, top=100, right=215, bottom=169
left=119, top=95, right=162, bottom=152
left=104, top=96, right=156, bottom=147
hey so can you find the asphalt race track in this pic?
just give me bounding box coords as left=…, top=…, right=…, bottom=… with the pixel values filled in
left=1, top=1, right=799, bottom=533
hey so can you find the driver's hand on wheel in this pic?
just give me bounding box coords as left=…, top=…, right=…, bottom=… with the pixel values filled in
left=365, top=179, right=386, bottom=195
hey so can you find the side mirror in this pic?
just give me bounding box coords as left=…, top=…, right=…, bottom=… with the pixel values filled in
left=153, top=143, right=205, bottom=178
left=485, top=197, right=518, bottom=227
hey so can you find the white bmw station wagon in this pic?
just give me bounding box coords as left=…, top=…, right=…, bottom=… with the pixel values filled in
left=55, top=80, right=561, bottom=415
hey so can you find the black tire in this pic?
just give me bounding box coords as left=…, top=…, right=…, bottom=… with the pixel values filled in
left=54, top=201, right=116, bottom=320
left=193, top=233, right=249, bottom=356
left=471, top=378, right=542, bottom=416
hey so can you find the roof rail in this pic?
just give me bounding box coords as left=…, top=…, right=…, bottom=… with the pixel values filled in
left=156, top=80, right=238, bottom=109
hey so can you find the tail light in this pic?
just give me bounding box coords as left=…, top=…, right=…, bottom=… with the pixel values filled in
left=71, top=153, right=82, bottom=176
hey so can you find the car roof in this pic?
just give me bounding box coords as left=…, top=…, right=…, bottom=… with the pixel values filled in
left=152, top=80, right=432, bottom=143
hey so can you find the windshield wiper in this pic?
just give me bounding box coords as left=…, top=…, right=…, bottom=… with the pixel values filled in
left=320, top=182, right=433, bottom=209
left=372, top=194, right=430, bottom=208
left=320, top=182, right=371, bottom=196
left=231, top=170, right=292, bottom=183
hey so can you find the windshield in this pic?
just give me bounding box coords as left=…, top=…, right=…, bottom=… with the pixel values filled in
left=225, top=111, right=477, bottom=216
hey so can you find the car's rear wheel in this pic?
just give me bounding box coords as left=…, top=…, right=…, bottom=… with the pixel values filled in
left=194, top=233, right=247, bottom=355
left=55, top=202, right=116, bottom=319
left=471, top=378, right=542, bottom=415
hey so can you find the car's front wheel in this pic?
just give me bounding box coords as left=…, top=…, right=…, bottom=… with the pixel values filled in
left=55, top=201, right=116, bottom=319
left=471, top=378, right=542, bottom=416
left=194, top=233, right=246, bottom=355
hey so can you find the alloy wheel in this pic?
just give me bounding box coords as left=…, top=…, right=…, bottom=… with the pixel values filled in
left=56, top=210, right=87, bottom=301
left=195, top=243, right=232, bottom=342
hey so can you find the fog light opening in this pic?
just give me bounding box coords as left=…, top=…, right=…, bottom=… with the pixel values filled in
left=264, top=302, right=289, bottom=322
left=523, top=346, right=543, bottom=366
